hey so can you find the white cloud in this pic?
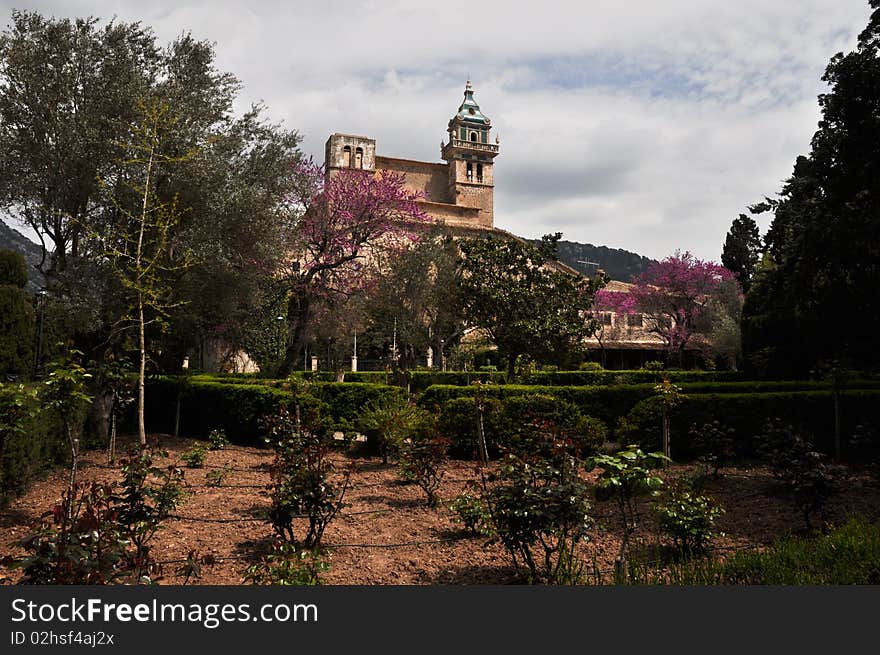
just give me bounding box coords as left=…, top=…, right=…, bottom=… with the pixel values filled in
left=0, top=0, right=874, bottom=261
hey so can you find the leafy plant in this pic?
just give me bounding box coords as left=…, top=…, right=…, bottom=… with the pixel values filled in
left=266, top=407, right=349, bottom=548
left=654, top=489, right=724, bottom=554
left=588, top=444, right=667, bottom=571
left=690, top=420, right=736, bottom=478
left=13, top=447, right=183, bottom=584
left=449, top=488, right=493, bottom=536
left=41, top=351, right=92, bottom=494
left=397, top=423, right=449, bottom=508
left=205, top=468, right=226, bottom=487
left=242, top=540, right=329, bottom=585
left=207, top=428, right=230, bottom=451
left=481, top=419, right=593, bottom=584
left=759, top=418, right=841, bottom=531
left=181, top=444, right=207, bottom=468
left=357, top=398, right=426, bottom=464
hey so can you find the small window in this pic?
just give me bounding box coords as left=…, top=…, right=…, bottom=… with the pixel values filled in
left=468, top=107, right=475, bottom=115
left=466, top=162, right=473, bottom=181
left=476, top=163, right=483, bottom=183
left=627, top=313, right=643, bottom=328
left=355, top=147, right=363, bottom=169
left=600, top=312, right=613, bottom=326
left=342, top=146, right=351, bottom=167
left=470, top=131, right=478, bottom=142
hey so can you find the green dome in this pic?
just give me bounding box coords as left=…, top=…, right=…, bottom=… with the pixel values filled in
left=455, top=80, right=490, bottom=124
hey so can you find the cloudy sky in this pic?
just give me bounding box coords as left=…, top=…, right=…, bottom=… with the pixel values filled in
left=1, top=0, right=874, bottom=261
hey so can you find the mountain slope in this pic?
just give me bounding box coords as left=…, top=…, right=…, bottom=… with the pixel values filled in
left=531, top=239, right=656, bottom=282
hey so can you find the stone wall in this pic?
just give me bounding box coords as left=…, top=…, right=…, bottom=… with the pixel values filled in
left=376, top=156, right=450, bottom=203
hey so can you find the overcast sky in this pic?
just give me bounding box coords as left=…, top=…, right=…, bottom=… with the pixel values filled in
left=1, top=1, right=874, bottom=261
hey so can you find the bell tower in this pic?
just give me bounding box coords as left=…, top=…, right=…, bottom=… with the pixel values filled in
left=441, top=80, right=499, bottom=228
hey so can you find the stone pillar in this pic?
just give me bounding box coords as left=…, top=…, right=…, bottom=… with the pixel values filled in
left=351, top=355, right=358, bottom=372
left=426, top=347, right=433, bottom=369
left=311, top=356, right=318, bottom=372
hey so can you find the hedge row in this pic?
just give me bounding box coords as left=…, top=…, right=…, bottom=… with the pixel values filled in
left=0, top=390, right=69, bottom=506
left=143, top=377, right=404, bottom=445
left=622, top=389, right=880, bottom=458
left=430, top=388, right=880, bottom=461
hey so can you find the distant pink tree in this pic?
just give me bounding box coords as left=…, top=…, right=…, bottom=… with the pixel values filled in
left=275, top=161, right=430, bottom=375
left=604, top=251, right=736, bottom=361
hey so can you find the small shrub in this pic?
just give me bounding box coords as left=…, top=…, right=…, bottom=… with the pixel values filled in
left=205, top=468, right=226, bottom=487
left=643, top=360, right=665, bottom=371
left=449, top=488, right=493, bottom=535
left=578, top=361, right=603, bottom=371
left=481, top=420, right=594, bottom=584
left=266, top=407, right=349, bottom=548
left=358, top=398, right=426, bottom=464
left=690, top=420, right=736, bottom=477
left=13, top=447, right=183, bottom=584
left=242, top=540, right=328, bottom=585
left=759, top=418, right=841, bottom=531
left=181, top=444, right=207, bottom=468
left=207, top=428, right=230, bottom=450
left=588, top=444, right=667, bottom=568
left=655, top=489, right=724, bottom=554
left=397, top=419, right=449, bottom=507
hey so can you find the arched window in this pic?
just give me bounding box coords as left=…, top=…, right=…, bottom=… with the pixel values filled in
left=470, top=131, right=478, bottom=142
left=355, top=147, right=363, bottom=169
left=466, top=162, right=473, bottom=181
left=342, top=146, right=351, bottom=168
left=476, top=164, right=483, bottom=183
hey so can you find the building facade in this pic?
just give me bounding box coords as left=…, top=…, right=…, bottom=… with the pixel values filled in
left=324, top=80, right=500, bottom=230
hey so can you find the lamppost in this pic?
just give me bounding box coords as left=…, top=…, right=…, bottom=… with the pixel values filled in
left=33, top=288, right=47, bottom=378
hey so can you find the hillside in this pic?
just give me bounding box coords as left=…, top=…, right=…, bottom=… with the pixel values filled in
left=532, top=239, right=656, bottom=282
left=0, top=218, right=45, bottom=292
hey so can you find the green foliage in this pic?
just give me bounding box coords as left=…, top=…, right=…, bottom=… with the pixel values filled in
left=438, top=396, right=503, bottom=458
left=0, top=283, right=34, bottom=377
left=742, top=6, right=880, bottom=376
left=265, top=407, right=349, bottom=548
left=721, top=214, right=762, bottom=293
left=588, top=444, right=667, bottom=565
left=180, top=444, right=207, bottom=468
left=448, top=488, right=493, bottom=535
left=0, top=249, right=28, bottom=287
left=690, top=420, right=736, bottom=477
left=396, top=417, right=449, bottom=507
left=12, top=447, right=183, bottom=584
left=205, top=468, right=226, bottom=487
left=242, top=541, right=329, bottom=586
left=759, top=419, right=841, bottom=530
left=358, top=398, right=428, bottom=464
left=482, top=446, right=592, bottom=584
left=457, top=233, right=603, bottom=378
left=719, top=518, right=880, bottom=584
left=654, top=489, right=724, bottom=554
left=611, top=518, right=880, bottom=585
left=207, top=428, right=229, bottom=451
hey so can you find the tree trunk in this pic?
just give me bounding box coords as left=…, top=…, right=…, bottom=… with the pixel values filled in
left=662, top=411, right=670, bottom=462
left=108, top=410, right=117, bottom=465
left=138, top=292, right=146, bottom=446
left=476, top=404, right=489, bottom=467
left=277, top=291, right=311, bottom=377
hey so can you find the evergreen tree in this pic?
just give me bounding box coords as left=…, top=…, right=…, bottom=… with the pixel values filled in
left=721, top=214, right=761, bottom=293
left=743, top=1, right=880, bottom=376
left=0, top=249, right=34, bottom=376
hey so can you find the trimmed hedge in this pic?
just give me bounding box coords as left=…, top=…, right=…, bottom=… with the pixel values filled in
left=619, top=389, right=880, bottom=458
left=143, top=377, right=404, bottom=444
left=0, top=386, right=68, bottom=506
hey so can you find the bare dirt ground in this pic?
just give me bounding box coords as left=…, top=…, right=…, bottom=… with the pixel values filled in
left=2, top=434, right=880, bottom=585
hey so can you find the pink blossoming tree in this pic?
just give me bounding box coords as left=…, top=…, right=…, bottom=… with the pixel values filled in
left=596, top=251, right=738, bottom=364
left=275, top=161, right=429, bottom=376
